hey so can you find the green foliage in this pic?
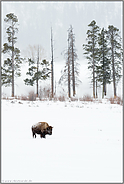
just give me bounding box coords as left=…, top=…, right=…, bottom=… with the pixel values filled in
left=83, top=20, right=100, bottom=98
left=4, top=13, right=18, bottom=23
left=24, top=58, right=50, bottom=86
left=1, top=13, right=23, bottom=88
left=1, top=66, right=12, bottom=87
left=1, top=48, right=23, bottom=86
left=83, top=20, right=100, bottom=72
left=107, top=25, right=123, bottom=85
left=97, top=28, right=111, bottom=85
left=4, top=13, right=18, bottom=45
left=83, top=20, right=122, bottom=97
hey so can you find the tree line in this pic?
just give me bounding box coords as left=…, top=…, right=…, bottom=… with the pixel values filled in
left=1, top=13, right=123, bottom=99
left=83, top=20, right=123, bottom=98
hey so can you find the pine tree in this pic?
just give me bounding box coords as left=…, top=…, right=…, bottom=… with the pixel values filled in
left=83, top=20, right=100, bottom=98
left=97, top=28, right=111, bottom=98
left=24, top=45, right=49, bottom=97
left=24, top=58, right=51, bottom=97
left=107, top=25, right=123, bottom=97
left=1, top=13, right=23, bottom=97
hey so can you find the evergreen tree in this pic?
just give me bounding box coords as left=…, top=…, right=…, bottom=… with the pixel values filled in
left=107, top=25, right=123, bottom=97
left=1, top=13, right=23, bottom=97
left=83, top=20, right=100, bottom=98
left=24, top=58, right=50, bottom=97
left=97, top=28, right=111, bottom=98
left=24, top=44, right=48, bottom=97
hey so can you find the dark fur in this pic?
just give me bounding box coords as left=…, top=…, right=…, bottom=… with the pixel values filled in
left=32, top=122, right=53, bottom=139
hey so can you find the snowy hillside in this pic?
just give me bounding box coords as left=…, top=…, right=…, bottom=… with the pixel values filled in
left=1, top=99, right=122, bottom=183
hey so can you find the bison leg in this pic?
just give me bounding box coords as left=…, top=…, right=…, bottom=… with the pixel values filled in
left=33, top=132, right=36, bottom=138
left=42, top=132, right=46, bottom=138
left=40, top=132, right=46, bottom=138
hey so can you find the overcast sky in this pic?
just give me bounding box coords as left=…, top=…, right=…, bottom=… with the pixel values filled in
left=1, top=1, right=123, bottom=98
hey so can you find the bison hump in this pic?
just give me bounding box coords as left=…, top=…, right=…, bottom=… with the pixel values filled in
left=39, top=122, right=49, bottom=132
left=32, top=122, right=49, bottom=132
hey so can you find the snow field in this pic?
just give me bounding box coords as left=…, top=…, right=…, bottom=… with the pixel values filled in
left=2, top=99, right=122, bottom=182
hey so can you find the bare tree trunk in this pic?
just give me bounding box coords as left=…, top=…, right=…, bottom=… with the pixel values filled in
left=104, top=83, right=106, bottom=96
left=103, top=80, right=106, bottom=97
left=96, top=79, right=98, bottom=98
left=111, top=31, right=116, bottom=98
left=68, top=38, right=71, bottom=98
left=68, top=63, right=71, bottom=98
left=102, top=68, right=105, bottom=99
left=102, top=83, right=105, bottom=98
left=93, top=61, right=95, bottom=98
left=36, top=45, right=39, bottom=97
left=72, top=36, right=76, bottom=97
left=51, top=27, right=54, bottom=99
left=55, top=80, right=56, bottom=97
left=102, top=86, right=104, bottom=98
left=12, top=22, right=14, bottom=97
left=102, top=33, right=105, bottom=99
left=93, top=37, right=95, bottom=98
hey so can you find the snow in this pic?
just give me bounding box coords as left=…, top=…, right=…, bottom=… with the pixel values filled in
left=1, top=99, right=122, bottom=183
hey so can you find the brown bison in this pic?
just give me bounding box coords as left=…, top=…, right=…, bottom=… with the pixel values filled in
left=31, top=122, right=53, bottom=138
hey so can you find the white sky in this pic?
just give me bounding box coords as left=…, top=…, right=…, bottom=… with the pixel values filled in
left=1, top=1, right=123, bottom=98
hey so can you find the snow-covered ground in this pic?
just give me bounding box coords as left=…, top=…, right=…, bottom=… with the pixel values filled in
left=1, top=99, right=122, bottom=183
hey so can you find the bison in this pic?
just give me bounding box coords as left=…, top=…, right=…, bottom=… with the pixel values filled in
left=31, top=122, right=53, bottom=138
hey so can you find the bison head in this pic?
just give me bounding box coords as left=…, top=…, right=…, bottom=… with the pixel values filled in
left=45, top=126, right=53, bottom=135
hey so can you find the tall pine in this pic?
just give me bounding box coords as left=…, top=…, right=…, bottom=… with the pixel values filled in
left=97, top=28, right=111, bottom=98
left=1, top=13, right=23, bottom=97
left=83, top=20, right=100, bottom=98
left=107, top=25, right=123, bottom=97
